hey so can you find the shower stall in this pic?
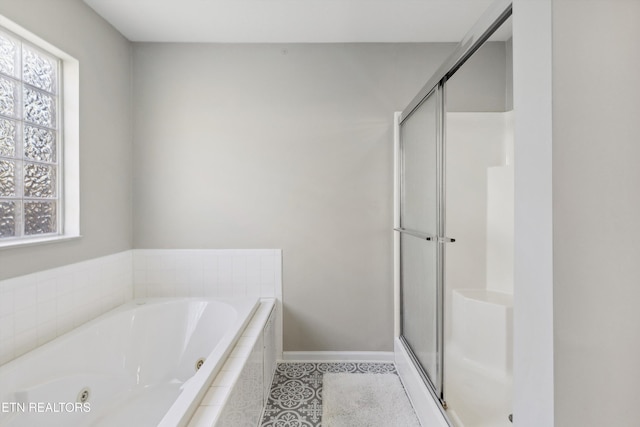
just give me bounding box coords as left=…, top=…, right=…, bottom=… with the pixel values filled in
left=393, top=1, right=513, bottom=426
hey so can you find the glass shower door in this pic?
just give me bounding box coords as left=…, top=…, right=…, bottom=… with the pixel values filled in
left=398, top=85, right=444, bottom=398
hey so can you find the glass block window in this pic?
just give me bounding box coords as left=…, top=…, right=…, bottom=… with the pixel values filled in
left=0, top=27, right=61, bottom=241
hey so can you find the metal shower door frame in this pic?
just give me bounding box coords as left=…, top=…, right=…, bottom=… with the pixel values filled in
left=397, top=81, right=447, bottom=405
left=395, top=0, right=513, bottom=413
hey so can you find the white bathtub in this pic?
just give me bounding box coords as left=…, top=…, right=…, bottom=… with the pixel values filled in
left=0, top=297, right=259, bottom=427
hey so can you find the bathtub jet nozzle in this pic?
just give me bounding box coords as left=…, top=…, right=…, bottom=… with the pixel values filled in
left=77, top=387, right=90, bottom=403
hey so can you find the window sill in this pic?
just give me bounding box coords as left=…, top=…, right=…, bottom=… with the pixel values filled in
left=0, top=234, right=82, bottom=251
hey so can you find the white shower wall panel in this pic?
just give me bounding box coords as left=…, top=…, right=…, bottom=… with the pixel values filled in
left=445, top=112, right=514, bottom=294
left=445, top=112, right=506, bottom=343
left=486, top=164, right=514, bottom=294
left=445, top=113, right=504, bottom=295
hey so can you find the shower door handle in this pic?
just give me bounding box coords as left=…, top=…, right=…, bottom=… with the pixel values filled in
left=394, top=228, right=455, bottom=243
left=438, top=236, right=456, bottom=243
left=394, top=228, right=435, bottom=241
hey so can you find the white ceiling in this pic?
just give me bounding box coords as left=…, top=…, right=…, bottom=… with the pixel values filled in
left=83, top=0, right=499, bottom=43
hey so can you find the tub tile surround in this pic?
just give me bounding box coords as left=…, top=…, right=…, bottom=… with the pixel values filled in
left=0, top=249, right=283, bottom=367
left=0, top=251, right=133, bottom=365
left=132, top=249, right=282, bottom=300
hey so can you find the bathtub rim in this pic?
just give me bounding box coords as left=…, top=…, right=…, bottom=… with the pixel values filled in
left=159, top=296, right=260, bottom=427
left=187, top=298, right=277, bottom=426
left=0, top=297, right=260, bottom=427
left=0, top=297, right=258, bottom=373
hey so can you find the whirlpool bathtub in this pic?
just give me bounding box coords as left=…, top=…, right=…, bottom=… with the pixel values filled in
left=0, top=297, right=259, bottom=427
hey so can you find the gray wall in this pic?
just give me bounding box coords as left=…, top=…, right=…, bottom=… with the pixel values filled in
left=0, top=0, right=133, bottom=280
left=447, top=41, right=508, bottom=112
left=552, top=0, right=640, bottom=425
left=132, top=43, right=506, bottom=351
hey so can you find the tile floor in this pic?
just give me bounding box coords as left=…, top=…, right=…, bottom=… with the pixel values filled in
left=259, top=362, right=397, bottom=427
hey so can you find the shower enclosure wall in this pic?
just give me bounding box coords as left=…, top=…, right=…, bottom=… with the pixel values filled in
left=444, top=111, right=514, bottom=427
left=393, top=1, right=513, bottom=426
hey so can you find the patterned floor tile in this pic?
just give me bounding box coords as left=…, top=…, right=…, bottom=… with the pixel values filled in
left=259, top=362, right=397, bottom=427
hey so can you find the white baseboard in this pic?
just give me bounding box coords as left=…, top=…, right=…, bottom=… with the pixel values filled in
left=281, top=351, right=395, bottom=362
